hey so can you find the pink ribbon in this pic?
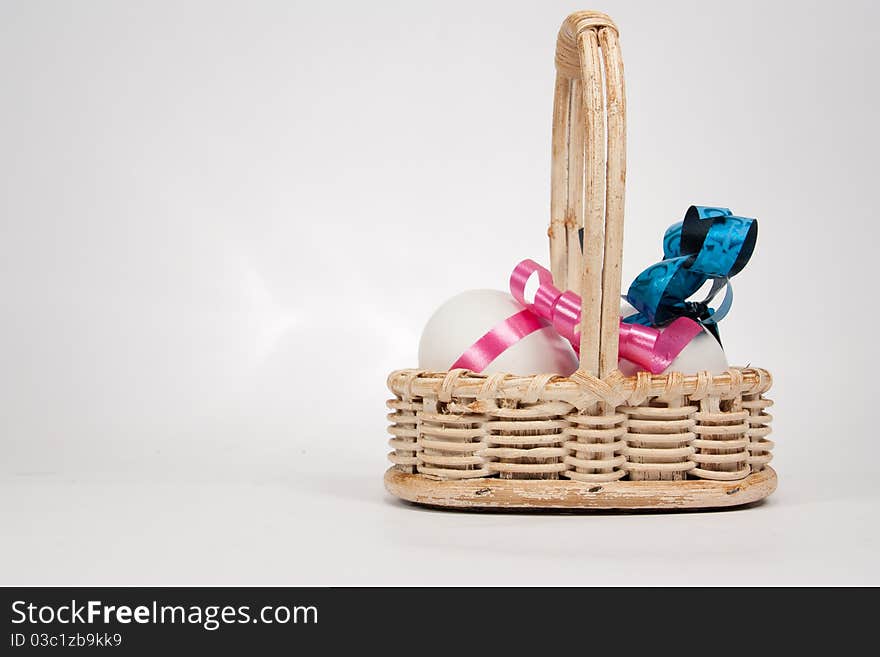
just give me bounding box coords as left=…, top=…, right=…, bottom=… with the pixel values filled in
left=509, top=259, right=703, bottom=374
left=617, top=317, right=705, bottom=374
left=450, top=309, right=547, bottom=372
left=509, top=260, right=582, bottom=346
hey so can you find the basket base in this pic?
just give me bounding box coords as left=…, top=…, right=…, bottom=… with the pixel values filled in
left=385, top=466, right=777, bottom=511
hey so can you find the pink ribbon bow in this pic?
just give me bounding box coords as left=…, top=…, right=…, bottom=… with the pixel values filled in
left=509, top=259, right=703, bottom=374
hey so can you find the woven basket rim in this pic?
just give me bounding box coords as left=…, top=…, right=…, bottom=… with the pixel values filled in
left=387, top=366, right=772, bottom=409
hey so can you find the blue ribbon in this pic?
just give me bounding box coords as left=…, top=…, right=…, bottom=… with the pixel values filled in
left=622, top=206, right=757, bottom=341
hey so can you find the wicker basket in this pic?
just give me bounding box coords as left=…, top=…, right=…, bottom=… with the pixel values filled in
left=384, top=10, right=775, bottom=510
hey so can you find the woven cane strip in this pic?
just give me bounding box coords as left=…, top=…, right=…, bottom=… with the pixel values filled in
left=743, top=394, right=774, bottom=470
left=386, top=370, right=427, bottom=473
left=416, top=466, right=491, bottom=480
left=416, top=395, right=489, bottom=480
left=563, top=439, right=626, bottom=453
left=621, top=373, right=694, bottom=480
left=562, top=410, right=627, bottom=483
left=386, top=399, right=422, bottom=473
left=690, top=394, right=751, bottom=481
left=488, top=401, right=573, bottom=418
left=622, top=404, right=697, bottom=480
left=418, top=438, right=482, bottom=453
left=483, top=395, right=569, bottom=480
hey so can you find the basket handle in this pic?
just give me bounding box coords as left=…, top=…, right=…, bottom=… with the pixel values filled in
left=549, top=11, right=626, bottom=378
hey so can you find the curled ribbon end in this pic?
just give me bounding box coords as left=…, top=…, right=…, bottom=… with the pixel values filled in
left=626, top=205, right=756, bottom=339
left=509, top=259, right=543, bottom=306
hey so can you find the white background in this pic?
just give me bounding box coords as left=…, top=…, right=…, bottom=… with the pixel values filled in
left=1, top=0, right=877, bottom=585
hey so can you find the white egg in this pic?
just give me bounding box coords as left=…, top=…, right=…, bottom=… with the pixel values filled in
left=418, top=290, right=579, bottom=376
left=618, top=301, right=728, bottom=376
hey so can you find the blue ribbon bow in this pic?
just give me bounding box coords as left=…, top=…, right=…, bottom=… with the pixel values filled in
left=621, top=206, right=757, bottom=342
